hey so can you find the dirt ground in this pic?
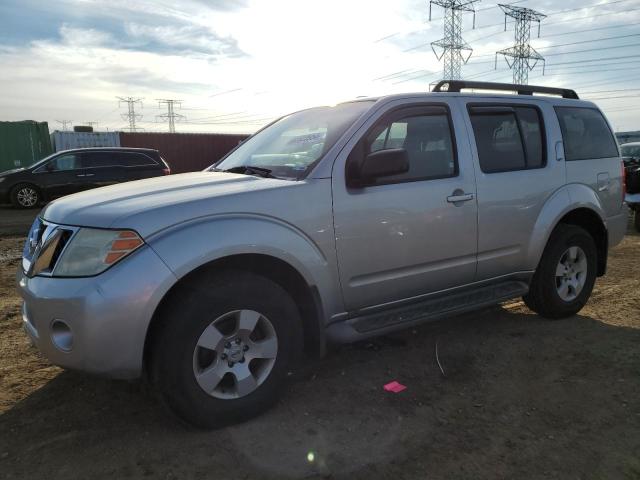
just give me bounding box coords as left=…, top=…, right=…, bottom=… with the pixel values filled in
left=0, top=215, right=639, bottom=479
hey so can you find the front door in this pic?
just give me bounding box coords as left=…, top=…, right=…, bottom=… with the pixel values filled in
left=332, top=102, right=478, bottom=311
left=34, top=153, right=87, bottom=199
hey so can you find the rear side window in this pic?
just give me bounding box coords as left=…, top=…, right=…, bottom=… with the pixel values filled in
left=469, top=105, right=545, bottom=173
left=555, top=107, right=618, bottom=161
left=116, top=152, right=157, bottom=167
left=82, top=152, right=116, bottom=168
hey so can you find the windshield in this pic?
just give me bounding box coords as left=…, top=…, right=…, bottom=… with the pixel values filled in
left=621, top=144, right=640, bottom=158
left=211, top=101, right=374, bottom=179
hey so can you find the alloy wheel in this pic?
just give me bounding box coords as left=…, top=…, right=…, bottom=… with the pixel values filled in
left=192, top=309, right=278, bottom=399
left=555, top=246, right=588, bottom=302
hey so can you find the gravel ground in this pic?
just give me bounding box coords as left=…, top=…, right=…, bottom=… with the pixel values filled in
left=0, top=224, right=639, bottom=480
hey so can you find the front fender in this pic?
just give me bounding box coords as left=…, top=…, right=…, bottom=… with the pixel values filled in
left=525, top=183, right=606, bottom=270
left=146, top=213, right=343, bottom=321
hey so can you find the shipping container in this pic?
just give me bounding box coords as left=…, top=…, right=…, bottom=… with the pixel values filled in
left=0, top=121, right=52, bottom=173
left=51, top=131, right=121, bottom=152
left=119, top=132, right=249, bottom=174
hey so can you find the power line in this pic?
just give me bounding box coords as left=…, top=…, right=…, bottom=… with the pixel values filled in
left=117, top=97, right=143, bottom=132
left=429, top=0, right=481, bottom=80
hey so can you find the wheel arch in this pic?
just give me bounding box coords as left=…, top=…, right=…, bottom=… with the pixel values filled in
left=143, top=252, right=327, bottom=378
left=528, top=184, right=608, bottom=277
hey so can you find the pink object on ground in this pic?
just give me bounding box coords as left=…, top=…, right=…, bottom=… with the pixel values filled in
left=383, top=381, right=407, bottom=393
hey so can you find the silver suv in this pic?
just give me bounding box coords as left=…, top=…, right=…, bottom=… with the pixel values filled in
left=17, top=81, right=628, bottom=428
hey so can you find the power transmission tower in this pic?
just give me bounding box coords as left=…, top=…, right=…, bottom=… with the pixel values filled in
left=429, top=0, right=480, bottom=80
left=56, top=120, right=72, bottom=131
left=495, top=4, right=546, bottom=85
left=156, top=99, right=185, bottom=133
left=117, top=96, right=144, bottom=132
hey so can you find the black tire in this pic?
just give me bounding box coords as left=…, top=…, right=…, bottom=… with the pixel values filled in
left=523, top=225, right=597, bottom=319
left=150, top=269, right=303, bottom=429
left=634, top=209, right=640, bottom=233
left=10, top=183, right=40, bottom=209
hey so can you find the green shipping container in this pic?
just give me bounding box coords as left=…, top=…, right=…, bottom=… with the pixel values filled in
left=0, top=121, right=53, bottom=173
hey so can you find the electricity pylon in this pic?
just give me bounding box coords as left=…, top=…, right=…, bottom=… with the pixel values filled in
left=495, top=4, right=546, bottom=85
left=156, top=99, right=185, bottom=133
left=429, top=0, right=480, bottom=80
left=117, top=96, right=144, bottom=132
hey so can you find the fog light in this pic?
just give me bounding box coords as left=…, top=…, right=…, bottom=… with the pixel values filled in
left=51, top=320, right=73, bottom=352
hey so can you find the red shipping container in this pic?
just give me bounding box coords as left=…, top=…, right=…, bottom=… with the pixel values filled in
left=119, top=132, right=249, bottom=174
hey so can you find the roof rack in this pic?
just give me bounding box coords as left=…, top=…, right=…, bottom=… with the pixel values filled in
left=432, top=80, right=579, bottom=99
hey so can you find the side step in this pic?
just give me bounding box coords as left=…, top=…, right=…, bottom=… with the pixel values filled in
left=326, top=280, right=529, bottom=343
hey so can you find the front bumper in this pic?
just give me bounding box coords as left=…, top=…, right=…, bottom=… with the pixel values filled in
left=17, top=245, right=177, bottom=379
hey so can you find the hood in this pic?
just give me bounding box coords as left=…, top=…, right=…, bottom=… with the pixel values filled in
left=42, top=172, right=298, bottom=236
left=0, top=167, right=25, bottom=176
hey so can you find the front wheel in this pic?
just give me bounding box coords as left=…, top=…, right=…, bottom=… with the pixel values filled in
left=10, top=183, right=40, bottom=208
left=523, top=225, right=597, bottom=319
left=150, top=270, right=302, bottom=428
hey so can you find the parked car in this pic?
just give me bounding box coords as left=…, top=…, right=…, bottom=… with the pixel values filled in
left=620, top=142, right=640, bottom=231
left=18, top=81, right=628, bottom=428
left=0, top=147, right=170, bottom=208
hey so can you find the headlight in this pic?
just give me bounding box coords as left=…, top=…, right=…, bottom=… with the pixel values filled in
left=52, top=228, right=144, bottom=277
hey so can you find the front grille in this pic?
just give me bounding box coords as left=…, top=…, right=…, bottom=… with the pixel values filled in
left=23, top=220, right=77, bottom=277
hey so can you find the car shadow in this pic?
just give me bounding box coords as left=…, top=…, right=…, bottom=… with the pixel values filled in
left=1, top=306, right=640, bottom=480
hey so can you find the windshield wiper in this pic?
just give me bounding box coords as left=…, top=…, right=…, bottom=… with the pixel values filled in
left=223, top=165, right=277, bottom=178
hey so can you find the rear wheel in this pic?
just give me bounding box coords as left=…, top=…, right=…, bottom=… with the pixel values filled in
left=523, top=225, right=597, bottom=319
left=150, top=270, right=302, bottom=428
left=10, top=183, right=40, bottom=208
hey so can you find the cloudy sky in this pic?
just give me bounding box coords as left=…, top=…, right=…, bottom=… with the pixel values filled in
left=0, top=0, right=638, bottom=133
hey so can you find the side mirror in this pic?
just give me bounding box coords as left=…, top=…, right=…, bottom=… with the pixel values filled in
left=353, top=149, right=409, bottom=186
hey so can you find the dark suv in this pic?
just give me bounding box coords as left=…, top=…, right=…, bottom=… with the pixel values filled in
left=0, top=147, right=170, bottom=208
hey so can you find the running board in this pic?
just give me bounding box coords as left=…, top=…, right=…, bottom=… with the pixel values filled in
left=326, top=280, right=529, bottom=343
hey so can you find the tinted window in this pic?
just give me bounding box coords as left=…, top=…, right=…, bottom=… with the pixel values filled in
left=470, top=110, right=526, bottom=172
left=515, top=107, right=544, bottom=168
left=555, top=107, right=618, bottom=161
left=48, top=154, right=80, bottom=171
left=116, top=152, right=157, bottom=167
left=365, top=112, right=456, bottom=182
left=82, top=152, right=117, bottom=168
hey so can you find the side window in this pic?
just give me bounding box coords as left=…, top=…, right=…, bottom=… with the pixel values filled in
left=364, top=110, right=457, bottom=182
left=555, top=107, right=618, bottom=161
left=515, top=107, right=544, bottom=168
left=48, top=154, right=80, bottom=171
left=82, top=152, right=117, bottom=168
left=119, top=152, right=157, bottom=167
left=469, top=105, right=545, bottom=173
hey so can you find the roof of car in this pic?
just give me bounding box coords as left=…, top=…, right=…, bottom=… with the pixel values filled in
left=347, top=91, right=596, bottom=108
left=56, top=147, right=158, bottom=154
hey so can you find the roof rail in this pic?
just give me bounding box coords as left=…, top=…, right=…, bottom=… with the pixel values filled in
left=432, top=80, right=579, bottom=99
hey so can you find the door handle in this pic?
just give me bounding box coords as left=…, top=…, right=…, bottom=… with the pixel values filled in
left=83, top=173, right=95, bottom=177
left=447, top=193, right=474, bottom=203
left=75, top=174, right=85, bottom=177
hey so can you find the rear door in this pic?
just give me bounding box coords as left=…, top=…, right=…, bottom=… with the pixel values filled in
left=463, top=99, right=564, bottom=280
left=80, top=151, right=121, bottom=188
left=332, top=100, right=478, bottom=311
left=555, top=106, right=623, bottom=216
